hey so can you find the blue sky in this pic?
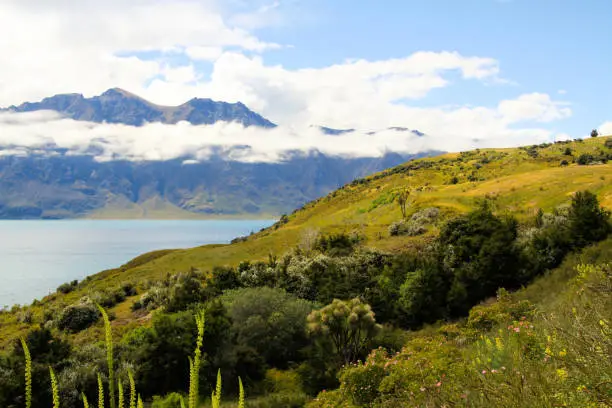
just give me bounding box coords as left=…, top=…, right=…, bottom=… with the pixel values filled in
left=0, top=0, right=610, bottom=160
left=248, top=0, right=611, bottom=136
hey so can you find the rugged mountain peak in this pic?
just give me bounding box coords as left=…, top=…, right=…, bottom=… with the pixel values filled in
left=2, top=89, right=276, bottom=128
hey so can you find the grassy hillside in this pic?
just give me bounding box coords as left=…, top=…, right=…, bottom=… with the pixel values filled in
left=1, top=136, right=611, bottom=349
left=88, top=135, right=612, bottom=280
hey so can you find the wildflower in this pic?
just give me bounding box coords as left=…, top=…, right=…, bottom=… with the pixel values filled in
left=420, top=387, right=426, bottom=392
left=513, top=327, right=520, bottom=333
left=491, top=369, right=498, bottom=374
left=559, top=349, right=567, bottom=358
left=556, top=369, right=568, bottom=381
left=436, top=382, right=442, bottom=387
left=545, top=346, right=552, bottom=356
left=495, top=337, right=504, bottom=351
left=481, top=370, right=487, bottom=375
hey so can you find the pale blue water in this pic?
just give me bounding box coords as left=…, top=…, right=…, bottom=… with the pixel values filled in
left=0, top=220, right=274, bottom=307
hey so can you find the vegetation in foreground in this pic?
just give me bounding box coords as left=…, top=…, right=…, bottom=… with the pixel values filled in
left=0, top=136, right=611, bottom=407
left=0, top=185, right=610, bottom=407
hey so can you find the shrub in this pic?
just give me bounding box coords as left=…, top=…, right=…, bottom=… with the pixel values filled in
left=152, top=392, right=185, bottom=408
left=221, top=287, right=315, bottom=369
left=314, top=233, right=360, bottom=256
left=389, top=207, right=439, bottom=237
left=559, top=159, right=569, bottom=166
left=568, top=190, right=611, bottom=248
left=576, top=153, right=594, bottom=165
left=57, top=280, right=79, bottom=294
left=605, top=138, right=612, bottom=149
left=57, top=303, right=100, bottom=333
left=307, top=298, right=381, bottom=366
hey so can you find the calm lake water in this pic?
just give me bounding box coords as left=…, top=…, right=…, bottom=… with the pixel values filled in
left=0, top=219, right=274, bottom=307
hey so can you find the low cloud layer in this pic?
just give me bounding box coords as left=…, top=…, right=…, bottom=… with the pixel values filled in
left=0, top=107, right=576, bottom=164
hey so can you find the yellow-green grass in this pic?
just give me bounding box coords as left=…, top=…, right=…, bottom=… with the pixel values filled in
left=1, top=136, right=611, bottom=349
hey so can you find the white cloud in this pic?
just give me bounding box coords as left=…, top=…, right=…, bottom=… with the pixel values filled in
left=0, top=0, right=573, bottom=157
left=0, top=0, right=279, bottom=105
left=497, top=93, right=571, bottom=124
left=0, top=108, right=561, bottom=164
left=599, top=121, right=612, bottom=135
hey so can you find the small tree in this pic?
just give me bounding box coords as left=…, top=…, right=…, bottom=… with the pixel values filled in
left=591, top=129, right=599, bottom=138
left=568, top=190, right=611, bottom=248
left=307, top=298, right=381, bottom=365
left=397, top=188, right=410, bottom=219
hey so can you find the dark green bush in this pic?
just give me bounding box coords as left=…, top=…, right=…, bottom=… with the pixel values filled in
left=57, top=303, right=100, bottom=333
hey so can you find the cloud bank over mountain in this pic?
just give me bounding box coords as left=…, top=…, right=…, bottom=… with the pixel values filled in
left=0, top=106, right=563, bottom=164
left=0, top=0, right=583, bottom=155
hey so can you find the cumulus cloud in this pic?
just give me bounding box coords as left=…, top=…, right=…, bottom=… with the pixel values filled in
left=0, top=0, right=279, bottom=105
left=600, top=121, right=612, bottom=135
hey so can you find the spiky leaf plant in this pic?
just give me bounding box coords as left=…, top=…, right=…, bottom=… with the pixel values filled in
left=238, top=377, right=245, bottom=408
left=188, top=311, right=205, bottom=408
left=21, top=338, right=32, bottom=408
left=137, top=395, right=144, bottom=408
left=118, top=379, right=124, bottom=408
left=82, top=392, right=90, bottom=408
left=98, top=373, right=104, bottom=408
left=50, top=366, right=60, bottom=408
left=127, top=369, right=136, bottom=408
left=211, top=369, right=222, bottom=408
left=97, top=305, right=115, bottom=408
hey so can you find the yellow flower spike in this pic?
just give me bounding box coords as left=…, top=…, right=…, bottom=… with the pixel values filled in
left=495, top=337, right=503, bottom=351
left=559, top=349, right=567, bottom=358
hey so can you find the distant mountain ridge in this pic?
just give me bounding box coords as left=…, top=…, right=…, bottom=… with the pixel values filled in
left=1, top=88, right=276, bottom=127
left=0, top=88, right=436, bottom=219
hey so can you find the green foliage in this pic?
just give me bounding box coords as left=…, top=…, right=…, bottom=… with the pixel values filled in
left=151, top=392, right=185, bottom=408
left=221, top=287, right=315, bottom=369
left=388, top=207, right=439, bottom=236
left=314, top=233, right=361, bottom=257
left=309, top=261, right=612, bottom=408
left=135, top=270, right=206, bottom=312
left=591, top=128, right=599, bottom=138
left=57, top=280, right=79, bottom=294
left=58, top=303, right=100, bottom=333
left=307, top=298, right=381, bottom=366
left=82, top=392, right=89, bottom=408
left=568, top=190, right=611, bottom=248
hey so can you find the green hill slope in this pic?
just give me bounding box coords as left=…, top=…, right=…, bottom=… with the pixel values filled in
left=1, top=136, right=611, bottom=348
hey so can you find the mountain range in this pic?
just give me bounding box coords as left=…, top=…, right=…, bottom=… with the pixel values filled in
left=0, top=89, right=431, bottom=219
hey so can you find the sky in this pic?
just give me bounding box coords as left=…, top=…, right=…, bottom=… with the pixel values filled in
left=0, top=0, right=610, bottom=162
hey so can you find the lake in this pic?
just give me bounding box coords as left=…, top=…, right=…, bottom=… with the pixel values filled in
left=0, top=219, right=274, bottom=307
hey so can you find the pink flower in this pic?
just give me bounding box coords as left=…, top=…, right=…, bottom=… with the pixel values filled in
left=491, top=369, right=498, bottom=373
left=482, top=370, right=487, bottom=375
left=513, top=327, right=520, bottom=333
left=436, top=381, right=442, bottom=387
